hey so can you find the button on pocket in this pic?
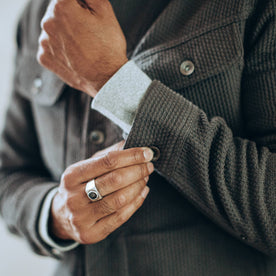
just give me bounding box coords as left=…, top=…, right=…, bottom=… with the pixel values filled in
left=135, top=22, right=242, bottom=91
left=89, top=130, right=105, bottom=145
left=31, top=77, right=42, bottom=95
left=180, top=60, right=195, bottom=76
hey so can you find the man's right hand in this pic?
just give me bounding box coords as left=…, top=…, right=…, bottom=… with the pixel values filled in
left=50, top=142, right=154, bottom=244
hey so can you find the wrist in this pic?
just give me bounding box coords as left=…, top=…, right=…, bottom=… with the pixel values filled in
left=94, top=57, right=129, bottom=92
left=49, top=194, right=72, bottom=241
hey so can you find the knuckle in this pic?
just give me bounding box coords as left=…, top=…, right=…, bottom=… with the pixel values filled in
left=65, top=196, right=76, bottom=212
left=60, top=172, right=69, bottom=187
left=133, top=149, right=143, bottom=163
left=101, top=223, right=113, bottom=239
left=61, top=167, right=74, bottom=188
left=101, top=152, right=118, bottom=169
left=135, top=196, right=144, bottom=209
left=96, top=178, right=107, bottom=195
left=116, top=213, right=127, bottom=225
left=77, top=162, right=89, bottom=179
left=41, top=20, right=53, bottom=33
left=36, top=51, right=47, bottom=66
left=53, top=2, right=63, bottom=17
left=140, top=164, right=148, bottom=178
left=37, top=52, right=52, bottom=68
left=78, top=232, right=91, bottom=245
left=97, top=200, right=115, bottom=215
left=40, top=39, right=49, bottom=50
left=83, top=229, right=97, bottom=244
left=139, top=178, right=147, bottom=187
left=109, top=171, right=121, bottom=186
left=113, top=194, right=126, bottom=209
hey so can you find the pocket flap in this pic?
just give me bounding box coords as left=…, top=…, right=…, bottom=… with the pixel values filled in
left=134, top=23, right=243, bottom=91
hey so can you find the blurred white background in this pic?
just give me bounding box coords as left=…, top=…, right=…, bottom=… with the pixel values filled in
left=0, top=0, right=57, bottom=275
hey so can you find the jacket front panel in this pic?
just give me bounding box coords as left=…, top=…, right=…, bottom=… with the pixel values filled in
left=1, top=0, right=275, bottom=275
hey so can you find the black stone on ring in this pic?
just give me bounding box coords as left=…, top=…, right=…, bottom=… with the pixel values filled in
left=87, top=191, right=98, bottom=201
left=85, top=179, right=103, bottom=202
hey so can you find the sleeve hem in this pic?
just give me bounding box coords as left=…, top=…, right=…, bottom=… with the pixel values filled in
left=125, top=80, right=199, bottom=177
left=38, top=187, right=79, bottom=252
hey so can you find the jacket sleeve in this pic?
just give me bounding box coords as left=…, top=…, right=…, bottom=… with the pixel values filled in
left=124, top=1, right=276, bottom=256
left=0, top=6, right=61, bottom=258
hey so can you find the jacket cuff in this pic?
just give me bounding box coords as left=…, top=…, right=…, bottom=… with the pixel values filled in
left=38, top=187, right=79, bottom=253
left=125, top=80, right=198, bottom=175
left=92, top=60, right=152, bottom=133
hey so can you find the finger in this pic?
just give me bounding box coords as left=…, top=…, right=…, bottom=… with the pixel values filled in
left=76, top=0, right=95, bottom=13
left=90, top=177, right=149, bottom=221
left=85, top=0, right=108, bottom=11
left=92, top=141, right=125, bottom=159
left=38, top=32, right=57, bottom=57
left=95, top=163, right=154, bottom=197
left=62, top=147, right=154, bottom=186
left=41, top=0, right=56, bottom=28
left=80, top=186, right=150, bottom=244
left=41, top=18, right=62, bottom=40
left=37, top=31, right=64, bottom=67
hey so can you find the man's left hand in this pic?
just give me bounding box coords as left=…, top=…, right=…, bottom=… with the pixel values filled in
left=37, top=0, right=128, bottom=97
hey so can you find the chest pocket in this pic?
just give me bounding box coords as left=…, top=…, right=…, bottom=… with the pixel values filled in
left=134, top=22, right=243, bottom=91
left=133, top=22, right=244, bottom=132
left=14, top=50, right=66, bottom=181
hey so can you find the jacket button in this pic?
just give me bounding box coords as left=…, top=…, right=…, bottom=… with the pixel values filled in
left=89, top=130, right=105, bottom=145
left=149, top=146, right=160, bottom=162
left=31, top=77, right=42, bottom=95
left=180, top=60, right=195, bottom=76
left=240, top=235, right=247, bottom=241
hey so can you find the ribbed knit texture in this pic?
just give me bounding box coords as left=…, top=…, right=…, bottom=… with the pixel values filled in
left=125, top=0, right=276, bottom=261
left=0, top=0, right=276, bottom=275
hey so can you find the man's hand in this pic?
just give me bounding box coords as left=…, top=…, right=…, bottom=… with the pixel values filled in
left=37, top=0, right=128, bottom=97
left=50, top=142, right=154, bottom=244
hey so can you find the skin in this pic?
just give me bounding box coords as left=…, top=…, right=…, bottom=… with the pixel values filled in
left=50, top=142, right=154, bottom=244
left=37, top=0, right=128, bottom=97
left=37, top=1, right=153, bottom=244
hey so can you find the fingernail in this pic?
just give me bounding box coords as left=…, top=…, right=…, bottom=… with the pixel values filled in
left=143, top=148, right=154, bottom=161
left=144, top=176, right=149, bottom=182
left=141, top=186, right=150, bottom=199
left=147, top=162, right=154, bottom=173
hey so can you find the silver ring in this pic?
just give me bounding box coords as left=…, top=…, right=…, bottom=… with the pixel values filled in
left=85, top=179, right=103, bottom=202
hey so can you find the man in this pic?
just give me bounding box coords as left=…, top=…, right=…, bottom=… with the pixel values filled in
left=0, top=0, right=275, bottom=275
